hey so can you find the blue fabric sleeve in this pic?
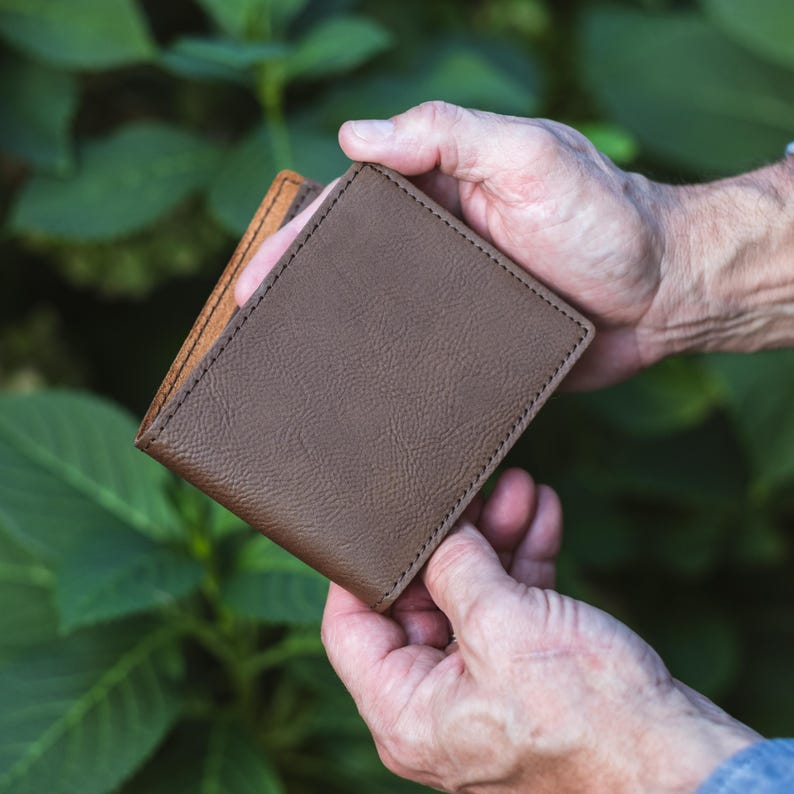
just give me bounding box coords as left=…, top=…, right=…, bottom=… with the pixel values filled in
left=696, top=739, right=794, bottom=793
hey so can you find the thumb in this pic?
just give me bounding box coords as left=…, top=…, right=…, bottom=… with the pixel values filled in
left=422, top=521, right=512, bottom=635
left=338, top=101, right=540, bottom=182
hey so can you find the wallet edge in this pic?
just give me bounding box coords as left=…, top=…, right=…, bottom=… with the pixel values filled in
left=135, top=170, right=321, bottom=443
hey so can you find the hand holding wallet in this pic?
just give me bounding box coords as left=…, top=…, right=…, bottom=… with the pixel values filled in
left=135, top=162, right=594, bottom=610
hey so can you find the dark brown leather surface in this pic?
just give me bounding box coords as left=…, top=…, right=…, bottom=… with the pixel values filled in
left=136, top=162, right=594, bottom=610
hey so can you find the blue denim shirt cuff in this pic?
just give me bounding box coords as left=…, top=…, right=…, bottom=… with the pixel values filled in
left=696, top=739, right=794, bottom=793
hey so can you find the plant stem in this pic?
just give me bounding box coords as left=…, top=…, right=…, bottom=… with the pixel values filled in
left=258, top=67, right=292, bottom=169
left=256, top=0, right=292, bottom=169
left=182, top=615, right=255, bottom=716
left=242, top=629, right=323, bottom=676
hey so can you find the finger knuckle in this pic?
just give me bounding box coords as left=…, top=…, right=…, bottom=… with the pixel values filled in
left=413, top=99, right=464, bottom=127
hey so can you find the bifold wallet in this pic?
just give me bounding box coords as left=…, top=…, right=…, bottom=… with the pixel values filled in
left=135, top=162, right=594, bottom=610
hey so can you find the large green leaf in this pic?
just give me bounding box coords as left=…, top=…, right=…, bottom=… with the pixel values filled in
left=197, top=0, right=268, bottom=38
left=38, top=204, right=228, bottom=298
left=0, top=51, right=76, bottom=173
left=289, top=122, right=350, bottom=183
left=0, top=622, right=183, bottom=794
left=55, top=528, right=204, bottom=633
left=315, top=39, right=540, bottom=125
left=9, top=122, right=222, bottom=241
left=584, top=357, right=719, bottom=437
left=222, top=537, right=328, bottom=625
left=0, top=524, right=57, bottom=660
left=702, top=0, right=794, bottom=69
left=284, top=15, right=392, bottom=81
left=0, top=0, right=154, bottom=69
left=207, top=121, right=346, bottom=235
left=281, top=657, right=428, bottom=793
left=160, top=49, right=250, bottom=84
left=706, top=350, right=794, bottom=491
left=0, top=390, right=180, bottom=564
left=123, top=720, right=284, bottom=794
left=581, top=8, right=794, bottom=174
left=207, top=125, right=275, bottom=235
left=167, top=36, right=288, bottom=71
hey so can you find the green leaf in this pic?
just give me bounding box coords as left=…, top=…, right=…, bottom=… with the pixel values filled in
left=160, top=49, right=250, bottom=84
left=197, top=0, right=268, bottom=38
left=55, top=528, right=204, bottom=633
left=0, top=622, right=183, bottom=794
left=706, top=350, right=794, bottom=491
left=10, top=122, right=222, bottom=241
left=124, top=720, right=284, bottom=794
left=314, top=39, right=540, bottom=125
left=208, top=121, right=346, bottom=235
left=581, top=8, right=794, bottom=174
left=207, top=501, right=249, bottom=540
left=222, top=537, right=328, bottom=625
left=167, top=36, right=288, bottom=71
left=35, top=203, right=229, bottom=298
left=0, top=390, right=181, bottom=564
left=0, top=51, right=76, bottom=173
left=289, top=121, right=350, bottom=183
left=0, top=524, right=57, bottom=660
left=702, top=0, right=794, bottom=69
left=207, top=125, right=275, bottom=235
left=584, top=357, right=719, bottom=437
left=0, top=0, right=155, bottom=69
left=284, top=15, right=392, bottom=81
left=270, top=0, right=309, bottom=34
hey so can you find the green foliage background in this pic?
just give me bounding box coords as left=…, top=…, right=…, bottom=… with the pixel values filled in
left=1, top=0, right=793, bottom=791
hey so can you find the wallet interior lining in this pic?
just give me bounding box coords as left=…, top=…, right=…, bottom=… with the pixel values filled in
left=136, top=170, right=317, bottom=442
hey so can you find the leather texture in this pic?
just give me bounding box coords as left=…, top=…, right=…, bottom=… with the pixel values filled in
left=136, top=162, right=594, bottom=610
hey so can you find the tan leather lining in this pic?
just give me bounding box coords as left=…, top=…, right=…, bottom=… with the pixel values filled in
left=137, top=170, right=309, bottom=441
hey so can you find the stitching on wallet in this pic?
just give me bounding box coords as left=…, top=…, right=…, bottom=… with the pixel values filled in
left=156, top=174, right=300, bottom=413
left=370, top=334, right=586, bottom=609
left=363, top=163, right=591, bottom=606
left=142, top=164, right=591, bottom=608
left=367, top=164, right=589, bottom=332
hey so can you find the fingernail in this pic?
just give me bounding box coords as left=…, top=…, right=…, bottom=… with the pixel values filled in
left=349, top=119, right=394, bottom=142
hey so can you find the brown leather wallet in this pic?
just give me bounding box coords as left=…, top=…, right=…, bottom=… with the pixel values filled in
left=135, top=162, right=594, bottom=610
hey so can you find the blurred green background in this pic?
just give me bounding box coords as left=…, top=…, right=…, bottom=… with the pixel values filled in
left=1, top=0, right=793, bottom=791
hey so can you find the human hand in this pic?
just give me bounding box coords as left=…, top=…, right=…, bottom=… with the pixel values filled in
left=331, top=102, right=680, bottom=389
left=235, top=102, right=676, bottom=388
left=237, top=103, right=794, bottom=384
left=321, top=468, right=760, bottom=793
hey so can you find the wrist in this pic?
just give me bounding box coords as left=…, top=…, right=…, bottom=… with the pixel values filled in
left=642, top=157, right=794, bottom=359
left=631, top=679, right=761, bottom=793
